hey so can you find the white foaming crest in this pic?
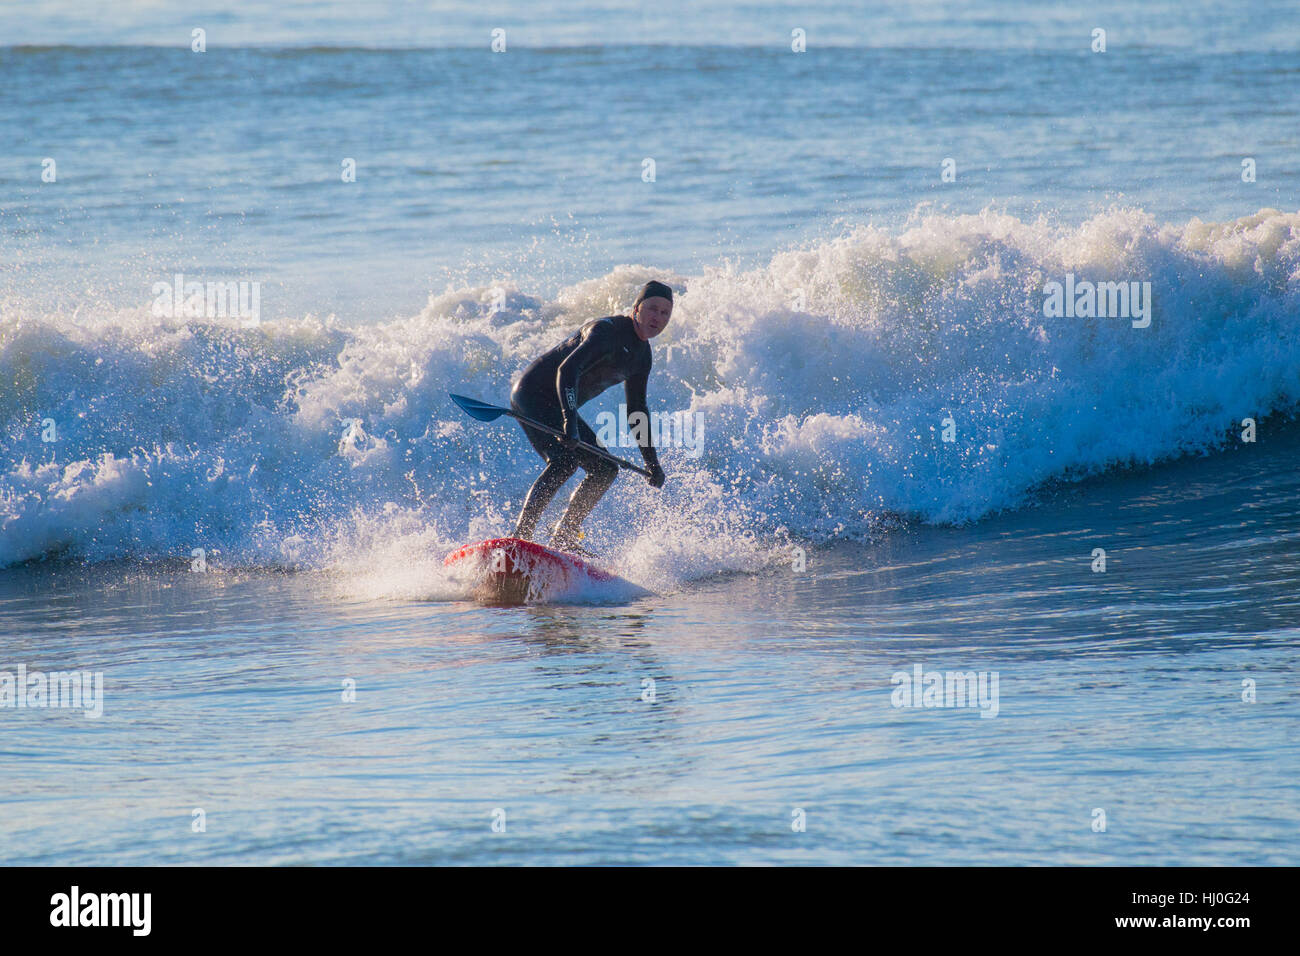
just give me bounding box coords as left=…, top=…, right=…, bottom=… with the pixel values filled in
left=3, top=208, right=1298, bottom=599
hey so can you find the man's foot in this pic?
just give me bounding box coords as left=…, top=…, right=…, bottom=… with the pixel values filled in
left=550, top=524, right=596, bottom=557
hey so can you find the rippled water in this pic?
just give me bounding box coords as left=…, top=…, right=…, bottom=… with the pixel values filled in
left=4, top=419, right=1296, bottom=865
left=3, top=41, right=1298, bottom=322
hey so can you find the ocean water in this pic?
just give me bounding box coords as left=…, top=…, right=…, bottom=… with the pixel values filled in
left=2, top=3, right=1300, bottom=865
left=4, top=37, right=1299, bottom=322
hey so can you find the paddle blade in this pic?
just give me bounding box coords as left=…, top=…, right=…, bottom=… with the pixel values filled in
left=449, top=393, right=508, bottom=422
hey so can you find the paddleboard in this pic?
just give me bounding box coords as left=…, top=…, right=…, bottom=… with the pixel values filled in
left=444, top=536, right=621, bottom=604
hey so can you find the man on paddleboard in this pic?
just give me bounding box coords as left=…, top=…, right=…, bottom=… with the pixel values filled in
left=510, top=280, right=672, bottom=551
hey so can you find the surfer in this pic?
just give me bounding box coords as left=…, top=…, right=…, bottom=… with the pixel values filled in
left=509, top=280, right=672, bottom=551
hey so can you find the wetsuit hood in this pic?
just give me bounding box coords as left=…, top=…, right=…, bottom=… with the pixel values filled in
left=634, top=280, right=674, bottom=307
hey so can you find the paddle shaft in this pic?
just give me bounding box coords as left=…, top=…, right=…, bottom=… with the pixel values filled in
left=499, top=407, right=654, bottom=479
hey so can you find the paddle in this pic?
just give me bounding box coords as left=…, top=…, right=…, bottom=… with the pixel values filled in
left=448, top=393, right=654, bottom=478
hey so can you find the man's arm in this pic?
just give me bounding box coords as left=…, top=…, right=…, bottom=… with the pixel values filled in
left=625, top=368, right=665, bottom=487
left=555, top=320, right=615, bottom=432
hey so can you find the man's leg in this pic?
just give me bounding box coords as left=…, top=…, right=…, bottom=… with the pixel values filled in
left=511, top=392, right=580, bottom=541
left=550, top=419, right=619, bottom=551
left=514, top=455, right=578, bottom=540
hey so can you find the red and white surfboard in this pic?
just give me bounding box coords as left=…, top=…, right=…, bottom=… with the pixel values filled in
left=444, top=537, right=619, bottom=604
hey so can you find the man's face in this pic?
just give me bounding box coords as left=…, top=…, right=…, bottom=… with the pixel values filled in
left=633, top=296, right=672, bottom=340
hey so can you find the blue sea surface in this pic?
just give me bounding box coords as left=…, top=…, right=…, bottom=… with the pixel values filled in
left=3, top=430, right=1298, bottom=864
left=2, top=39, right=1298, bottom=321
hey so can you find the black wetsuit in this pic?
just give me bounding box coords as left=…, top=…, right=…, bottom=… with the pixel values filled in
left=510, top=315, right=660, bottom=545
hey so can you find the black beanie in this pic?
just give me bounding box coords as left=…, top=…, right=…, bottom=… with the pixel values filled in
left=634, top=280, right=674, bottom=306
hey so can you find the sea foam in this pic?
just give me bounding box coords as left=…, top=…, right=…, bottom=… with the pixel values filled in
left=3, top=208, right=1298, bottom=594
